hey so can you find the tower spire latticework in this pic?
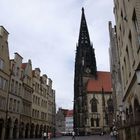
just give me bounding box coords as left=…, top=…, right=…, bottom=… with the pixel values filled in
left=74, top=8, right=97, bottom=135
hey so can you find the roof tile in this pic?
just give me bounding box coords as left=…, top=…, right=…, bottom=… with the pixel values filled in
left=87, top=71, right=112, bottom=93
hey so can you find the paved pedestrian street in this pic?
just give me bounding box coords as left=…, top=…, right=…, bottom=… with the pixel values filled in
left=53, top=135, right=113, bottom=140
left=18, top=135, right=114, bottom=140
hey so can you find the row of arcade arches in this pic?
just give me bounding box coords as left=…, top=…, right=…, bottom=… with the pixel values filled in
left=0, top=118, right=53, bottom=139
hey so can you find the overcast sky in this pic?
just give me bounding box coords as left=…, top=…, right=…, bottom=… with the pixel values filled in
left=0, top=0, right=115, bottom=110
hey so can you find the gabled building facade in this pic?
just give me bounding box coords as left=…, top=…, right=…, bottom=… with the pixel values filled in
left=20, top=59, right=33, bottom=138
left=0, top=26, right=10, bottom=140
left=109, top=0, right=140, bottom=140
left=65, top=110, right=73, bottom=133
left=6, top=53, right=23, bottom=139
left=32, top=68, right=56, bottom=138
left=55, top=108, right=68, bottom=134
left=0, top=26, right=56, bottom=140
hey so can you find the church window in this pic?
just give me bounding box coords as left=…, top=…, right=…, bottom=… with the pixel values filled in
left=107, top=98, right=114, bottom=112
left=91, top=118, right=94, bottom=127
left=96, top=117, right=99, bottom=127
left=90, top=97, right=98, bottom=112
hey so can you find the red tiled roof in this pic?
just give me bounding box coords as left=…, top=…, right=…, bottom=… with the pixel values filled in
left=87, top=71, right=112, bottom=93
left=66, top=110, right=73, bottom=117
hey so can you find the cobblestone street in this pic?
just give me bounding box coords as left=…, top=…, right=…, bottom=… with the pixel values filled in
left=18, top=135, right=114, bottom=140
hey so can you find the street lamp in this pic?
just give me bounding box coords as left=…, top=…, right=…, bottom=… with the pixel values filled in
left=136, top=69, right=140, bottom=85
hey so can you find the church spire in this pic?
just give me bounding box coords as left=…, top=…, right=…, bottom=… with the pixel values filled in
left=76, top=8, right=97, bottom=77
left=74, top=8, right=97, bottom=135
left=78, top=7, right=90, bottom=46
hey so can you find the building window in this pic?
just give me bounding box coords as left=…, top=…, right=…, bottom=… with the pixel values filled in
left=17, top=101, right=20, bottom=112
left=128, top=31, right=134, bottom=64
left=32, top=109, right=34, bottom=117
left=9, top=98, right=13, bottom=111
left=126, top=47, right=131, bottom=75
left=91, top=118, right=94, bottom=127
left=18, top=83, right=21, bottom=95
left=27, top=76, right=31, bottom=86
left=122, top=66, right=125, bottom=89
left=15, top=81, right=18, bottom=94
left=90, top=97, right=98, bottom=112
left=11, top=79, right=14, bottom=93
left=0, top=76, right=8, bottom=91
left=124, top=58, right=128, bottom=85
left=107, top=98, right=114, bottom=112
left=16, top=67, right=19, bottom=77
left=0, top=58, right=4, bottom=70
left=0, top=97, right=6, bottom=110
left=96, top=117, right=99, bottom=127
left=132, top=9, right=140, bottom=48
left=13, top=99, right=16, bottom=112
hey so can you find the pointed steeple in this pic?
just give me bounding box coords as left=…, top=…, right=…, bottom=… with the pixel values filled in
left=74, top=8, right=97, bottom=134
left=78, top=7, right=90, bottom=46
left=76, top=7, right=97, bottom=77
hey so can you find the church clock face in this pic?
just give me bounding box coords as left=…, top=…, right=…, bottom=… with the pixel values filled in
left=85, top=67, right=91, bottom=73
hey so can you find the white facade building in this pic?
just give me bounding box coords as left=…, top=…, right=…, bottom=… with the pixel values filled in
left=65, top=110, right=73, bottom=133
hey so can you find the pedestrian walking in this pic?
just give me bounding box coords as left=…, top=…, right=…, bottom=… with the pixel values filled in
left=110, top=131, right=113, bottom=137
left=48, top=132, right=51, bottom=140
left=43, top=132, right=47, bottom=140
left=110, top=130, right=118, bottom=140
left=72, top=131, right=75, bottom=140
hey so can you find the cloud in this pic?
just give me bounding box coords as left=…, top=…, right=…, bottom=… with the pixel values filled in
left=0, top=0, right=114, bottom=110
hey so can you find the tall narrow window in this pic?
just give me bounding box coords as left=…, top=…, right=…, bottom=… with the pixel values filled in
left=0, top=76, right=7, bottom=91
left=126, top=47, right=131, bottom=75
left=15, top=81, right=18, bottom=94
left=107, top=98, right=114, bottom=112
left=11, top=79, right=14, bottom=93
left=3, top=79, right=7, bottom=91
left=90, top=97, right=98, bottom=112
left=122, top=66, right=125, bottom=90
left=124, top=58, right=128, bottom=85
left=0, top=58, right=4, bottom=70
left=13, top=99, right=16, bottom=112
left=17, top=101, right=20, bottom=112
left=18, top=83, right=21, bottom=95
left=16, top=67, right=19, bottom=77
left=128, top=31, right=135, bottom=64
left=9, top=98, right=13, bottom=111
left=132, top=9, right=140, bottom=48
left=91, top=118, right=94, bottom=127
left=96, top=117, right=99, bottom=127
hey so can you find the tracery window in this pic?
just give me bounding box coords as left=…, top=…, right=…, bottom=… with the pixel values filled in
left=107, top=98, right=114, bottom=112
left=90, top=97, right=98, bottom=112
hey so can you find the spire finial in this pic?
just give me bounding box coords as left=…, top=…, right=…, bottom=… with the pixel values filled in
left=82, top=7, right=84, bottom=13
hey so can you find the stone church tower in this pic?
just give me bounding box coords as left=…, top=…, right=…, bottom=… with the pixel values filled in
left=74, top=8, right=97, bottom=135
left=74, top=8, right=113, bottom=135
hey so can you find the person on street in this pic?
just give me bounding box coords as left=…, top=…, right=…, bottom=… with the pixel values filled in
left=48, top=132, right=51, bottom=140
left=43, top=132, right=47, bottom=140
left=72, top=131, right=75, bottom=140
left=110, top=130, right=118, bottom=140
left=113, top=130, right=118, bottom=140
